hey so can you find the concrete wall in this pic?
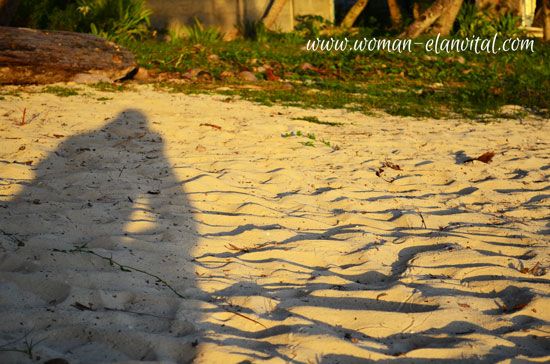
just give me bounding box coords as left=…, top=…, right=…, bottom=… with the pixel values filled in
left=146, top=0, right=334, bottom=33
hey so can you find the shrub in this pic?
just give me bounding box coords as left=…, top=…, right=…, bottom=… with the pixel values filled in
left=14, top=0, right=151, bottom=42
left=78, top=0, right=151, bottom=42
left=455, top=3, right=523, bottom=38
left=183, top=18, right=222, bottom=44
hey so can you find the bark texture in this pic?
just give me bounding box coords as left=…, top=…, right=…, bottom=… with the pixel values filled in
left=0, top=27, right=137, bottom=85
left=341, top=0, right=369, bottom=28
left=401, top=0, right=463, bottom=38
left=262, top=0, right=289, bottom=29
left=387, top=0, right=403, bottom=28
left=431, top=0, right=464, bottom=36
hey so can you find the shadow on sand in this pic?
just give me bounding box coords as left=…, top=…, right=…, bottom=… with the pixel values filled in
left=0, top=109, right=200, bottom=362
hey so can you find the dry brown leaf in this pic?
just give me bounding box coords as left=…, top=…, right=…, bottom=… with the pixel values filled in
left=464, top=151, right=495, bottom=164
left=383, top=161, right=402, bottom=170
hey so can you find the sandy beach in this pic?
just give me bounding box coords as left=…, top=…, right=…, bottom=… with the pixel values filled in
left=0, top=85, right=548, bottom=363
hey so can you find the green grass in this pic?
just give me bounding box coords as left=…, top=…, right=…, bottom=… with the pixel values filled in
left=0, top=89, right=22, bottom=98
left=123, top=33, right=549, bottom=118
left=292, top=116, right=343, bottom=126
left=42, top=86, right=80, bottom=97
left=90, top=82, right=128, bottom=92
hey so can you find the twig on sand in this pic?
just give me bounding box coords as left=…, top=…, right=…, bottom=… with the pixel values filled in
left=52, top=244, right=186, bottom=299
left=52, top=244, right=269, bottom=329
left=200, top=123, right=222, bottom=130
left=0, top=229, right=25, bottom=247
left=228, top=310, right=268, bottom=329
left=0, top=330, right=45, bottom=360
left=416, top=209, right=427, bottom=229
left=21, top=108, right=26, bottom=126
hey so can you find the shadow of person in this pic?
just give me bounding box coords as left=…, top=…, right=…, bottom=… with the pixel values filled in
left=0, top=109, right=199, bottom=363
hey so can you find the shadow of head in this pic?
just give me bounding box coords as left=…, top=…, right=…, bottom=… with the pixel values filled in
left=4, top=107, right=195, bottom=249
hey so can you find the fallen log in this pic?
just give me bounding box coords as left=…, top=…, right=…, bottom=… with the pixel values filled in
left=0, top=26, right=137, bottom=84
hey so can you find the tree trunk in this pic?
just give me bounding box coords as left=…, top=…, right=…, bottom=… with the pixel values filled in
left=431, top=0, right=463, bottom=36
left=401, top=0, right=458, bottom=38
left=262, top=0, right=289, bottom=29
left=544, top=0, right=550, bottom=41
left=387, top=0, right=403, bottom=28
left=413, top=2, right=421, bottom=21
left=0, top=0, right=20, bottom=26
left=341, top=0, right=369, bottom=28
left=0, top=27, right=137, bottom=85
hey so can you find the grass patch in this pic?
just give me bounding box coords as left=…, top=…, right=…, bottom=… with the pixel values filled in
left=292, top=116, right=343, bottom=126
left=42, top=86, right=79, bottom=97
left=122, top=35, right=549, bottom=119
left=90, top=82, right=127, bottom=92
left=0, top=89, right=22, bottom=98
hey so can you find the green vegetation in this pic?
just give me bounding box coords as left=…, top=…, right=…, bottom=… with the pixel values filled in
left=455, top=3, right=524, bottom=38
left=292, top=116, right=343, bottom=126
left=90, top=82, right=128, bottom=92
left=281, top=130, right=339, bottom=150
left=42, top=86, right=80, bottom=97
left=14, top=0, right=150, bottom=42
left=123, top=33, right=549, bottom=119
left=8, top=2, right=549, bottom=119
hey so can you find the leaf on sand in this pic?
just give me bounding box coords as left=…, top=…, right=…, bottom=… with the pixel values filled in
left=464, top=151, right=495, bottom=164
left=520, top=262, right=546, bottom=276
left=382, top=161, right=402, bottom=170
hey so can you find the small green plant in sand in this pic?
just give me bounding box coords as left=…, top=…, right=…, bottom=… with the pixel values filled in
left=281, top=130, right=339, bottom=150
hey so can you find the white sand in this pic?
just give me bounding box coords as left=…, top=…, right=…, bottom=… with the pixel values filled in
left=0, top=85, right=548, bottom=363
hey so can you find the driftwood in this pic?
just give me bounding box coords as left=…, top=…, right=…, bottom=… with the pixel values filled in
left=0, top=26, right=137, bottom=85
